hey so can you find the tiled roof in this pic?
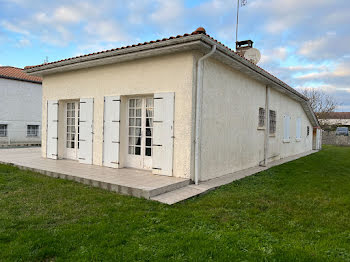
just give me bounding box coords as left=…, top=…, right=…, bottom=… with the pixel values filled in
left=321, top=112, right=350, bottom=119
left=0, top=66, right=42, bottom=83
left=26, top=27, right=208, bottom=70
left=23, top=27, right=304, bottom=99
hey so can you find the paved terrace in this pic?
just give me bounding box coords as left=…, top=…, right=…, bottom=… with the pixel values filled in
left=0, top=148, right=317, bottom=204
left=0, top=148, right=190, bottom=200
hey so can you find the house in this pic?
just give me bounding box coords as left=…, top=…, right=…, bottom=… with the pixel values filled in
left=25, top=27, right=321, bottom=183
left=0, top=66, right=42, bottom=146
left=318, top=112, right=350, bottom=127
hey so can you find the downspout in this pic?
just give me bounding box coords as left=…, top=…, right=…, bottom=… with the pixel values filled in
left=194, top=45, right=217, bottom=185
left=263, top=85, right=270, bottom=166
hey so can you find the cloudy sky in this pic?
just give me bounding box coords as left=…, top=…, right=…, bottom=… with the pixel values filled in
left=1, top=0, right=349, bottom=110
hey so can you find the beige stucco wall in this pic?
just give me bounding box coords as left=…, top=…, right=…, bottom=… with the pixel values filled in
left=41, top=52, right=195, bottom=179
left=200, top=58, right=313, bottom=181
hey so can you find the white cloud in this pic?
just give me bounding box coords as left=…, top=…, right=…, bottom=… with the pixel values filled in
left=16, top=38, right=30, bottom=47
left=298, top=37, right=329, bottom=58
left=260, top=47, right=288, bottom=64
left=84, top=21, right=130, bottom=43
left=296, top=61, right=350, bottom=80
left=53, top=6, right=82, bottom=23
left=1, top=20, right=29, bottom=35
left=150, top=0, right=185, bottom=25
left=284, top=64, right=328, bottom=71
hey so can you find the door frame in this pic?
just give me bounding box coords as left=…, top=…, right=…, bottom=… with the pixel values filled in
left=124, top=95, right=153, bottom=170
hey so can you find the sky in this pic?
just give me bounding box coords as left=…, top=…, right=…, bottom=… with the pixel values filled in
left=1, top=0, right=349, bottom=111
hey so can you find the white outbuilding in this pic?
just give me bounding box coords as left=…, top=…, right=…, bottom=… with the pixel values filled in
left=26, top=27, right=321, bottom=183
left=0, top=66, right=42, bottom=146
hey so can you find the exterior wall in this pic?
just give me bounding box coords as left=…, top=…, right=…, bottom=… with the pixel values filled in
left=268, top=87, right=313, bottom=160
left=0, top=78, right=42, bottom=144
left=42, top=52, right=195, bottom=179
left=200, top=58, right=313, bottom=181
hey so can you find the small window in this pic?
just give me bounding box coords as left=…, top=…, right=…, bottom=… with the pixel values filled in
left=269, top=110, right=276, bottom=134
left=0, top=124, right=7, bottom=137
left=27, top=125, right=39, bottom=137
left=258, top=107, right=265, bottom=127
left=307, top=126, right=310, bottom=136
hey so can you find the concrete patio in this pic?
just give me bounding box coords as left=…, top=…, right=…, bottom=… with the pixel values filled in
left=0, top=147, right=318, bottom=204
left=0, top=147, right=190, bottom=199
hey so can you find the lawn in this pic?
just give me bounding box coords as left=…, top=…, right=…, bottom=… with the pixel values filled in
left=1, top=145, right=350, bottom=261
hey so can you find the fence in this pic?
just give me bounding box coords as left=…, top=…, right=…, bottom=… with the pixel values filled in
left=322, top=131, right=350, bottom=146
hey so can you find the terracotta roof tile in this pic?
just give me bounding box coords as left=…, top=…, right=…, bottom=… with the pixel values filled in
left=0, top=66, right=42, bottom=83
left=22, top=27, right=304, bottom=100
left=321, top=112, right=350, bottom=119
left=26, top=27, right=209, bottom=70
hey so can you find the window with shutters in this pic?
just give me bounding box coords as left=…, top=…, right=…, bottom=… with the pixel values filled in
left=258, top=107, right=265, bottom=128
left=269, top=110, right=276, bottom=134
left=27, top=125, right=39, bottom=137
left=0, top=124, right=7, bottom=137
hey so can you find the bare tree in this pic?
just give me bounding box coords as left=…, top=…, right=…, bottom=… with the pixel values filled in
left=300, top=88, right=340, bottom=127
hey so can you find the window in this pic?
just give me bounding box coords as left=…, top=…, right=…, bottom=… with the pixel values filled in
left=283, top=115, right=291, bottom=142
left=258, top=107, right=265, bottom=127
left=307, top=126, right=310, bottom=136
left=27, top=125, right=39, bottom=137
left=269, top=110, right=276, bottom=134
left=296, top=117, right=301, bottom=140
left=0, top=124, right=7, bottom=137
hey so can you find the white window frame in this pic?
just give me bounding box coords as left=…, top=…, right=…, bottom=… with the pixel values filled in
left=283, top=115, right=291, bottom=143
left=296, top=117, right=301, bottom=141
left=27, top=125, right=39, bottom=137
left=0, top=124, right=7, bottom=137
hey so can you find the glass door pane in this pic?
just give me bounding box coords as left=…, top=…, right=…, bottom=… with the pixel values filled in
left=66, top=102, right=76, bottom=149
left=145, top=98, right=153, bottom=157
left=128, top=98, right=142, bottom=155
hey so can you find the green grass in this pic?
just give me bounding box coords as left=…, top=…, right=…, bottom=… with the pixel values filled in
left=1, top=145, right=350, bottom=261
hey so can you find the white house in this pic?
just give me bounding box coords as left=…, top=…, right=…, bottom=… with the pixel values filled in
left=25, top=27, right=321, bottom=183
left=0, top=66, right=42, bottom=146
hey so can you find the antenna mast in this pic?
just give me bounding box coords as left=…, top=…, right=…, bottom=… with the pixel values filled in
left=235, top=0, right=247, bottom=50
left=235, top=0, right=239, bottom=46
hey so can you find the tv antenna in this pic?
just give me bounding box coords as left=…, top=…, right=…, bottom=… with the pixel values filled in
left=235, top=0, right=247, bottom=47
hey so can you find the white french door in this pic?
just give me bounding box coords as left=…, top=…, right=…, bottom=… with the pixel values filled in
left=64, top=101, right=80, bottom=160
left=125, top=97, right=153, bottom=170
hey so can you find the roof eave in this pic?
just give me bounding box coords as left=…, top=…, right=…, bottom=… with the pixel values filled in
left=25, top=33, right=319, bottom=127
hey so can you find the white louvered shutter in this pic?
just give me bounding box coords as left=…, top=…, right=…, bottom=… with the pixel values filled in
left=296, top=117, right=301, bottom=139
left=152, top=92, right=175, bottom=176
left=283, top=115, right=290, bottom=141
left=47, top=100, right=59, bottom=159
left=103, top=96, right=121, bottom=168
left=78, top=98, right=94, bottom=164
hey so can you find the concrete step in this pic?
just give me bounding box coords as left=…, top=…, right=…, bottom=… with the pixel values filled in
left=151, top=185, right=207, bottom=205
left=148, top=179, right=191, bottom=198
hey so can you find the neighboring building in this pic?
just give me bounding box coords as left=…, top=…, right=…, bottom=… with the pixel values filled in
left=318, top=112, right=350, bottom=127
left=25, top=27, right=320, bottom=183
left=0, top=66, right=42, bottom=145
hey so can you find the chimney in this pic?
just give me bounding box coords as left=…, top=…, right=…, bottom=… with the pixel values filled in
left=236, top=40, right=254, bottom=56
